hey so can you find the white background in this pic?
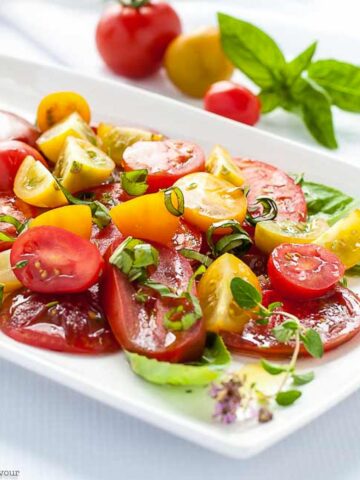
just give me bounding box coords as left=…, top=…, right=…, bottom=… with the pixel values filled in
left=0, top=1, right=360, bottom=478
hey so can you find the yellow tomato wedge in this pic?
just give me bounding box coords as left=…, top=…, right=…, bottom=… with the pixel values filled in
left=315, top=209, right=360, bottom=268
left=29, top=205, right=92, bottom=239
left=37, top=112, right=97, bottom=163
left=255, top=218, right=329, bottom=255
left=174, top=172, right=247, bottom=232
left=36, top=91, right=91, bottom=132
left=206, top=145, right=244, bottom=187
left=110, top=191, right=180, bottom=246
left=53, top=137, right=115, bottom=193
left=198, top=253, right=260, bottom=334
left=0, top=250, right=22, bottom=293
left=14, top=155, right=67, bottom=208
left=97, top=123, right=163, bottom=165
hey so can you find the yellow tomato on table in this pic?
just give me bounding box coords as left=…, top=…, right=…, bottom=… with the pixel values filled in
left=174, top=172, right=247, bottom=232
left=198, top=253, right=261, bottom=334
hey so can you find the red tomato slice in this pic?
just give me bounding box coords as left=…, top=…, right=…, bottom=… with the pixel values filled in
left=222, top=286, right=360, bottom=357
left=268, top=243, right=345, bottom=300
left=0, top=140, right=47, bottom=191
left=242, top=245, right=268, bottom=276
left=91, top=223, right=122, bottom=256
left=0, top=110, right=40, bottom=147
left=84, top=182, right=130, bottom=208
left=235, top=158, right=307, bottom=222
left=101, top=238, right=206, bottom=362
left=171, top=220, right=202, bottom=252
left=0, top=285, right=119, bottom=354
left=0, top=192, right=39, bottom=252
left=11, top=226, right=104, bottom=294
left=122, top=140, right=205, bottom=192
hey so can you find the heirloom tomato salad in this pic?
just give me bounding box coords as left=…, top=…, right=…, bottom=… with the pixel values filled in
left=1, top=91, right=360, bottom=424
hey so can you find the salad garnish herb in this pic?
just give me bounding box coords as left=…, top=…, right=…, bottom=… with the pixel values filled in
left=206, top=219, right=252, bottom=258
left=0, top=284, right=4, bottom=307
left=13, top=260, right=28, bottom=270
left=0, top=215, right=29, bottom=243
left=209, top=277, right=323, bottom=424
left=218, top=12, right=360, bottom=149
left=179, top=248, right=213, bottom=267
left=164, top=186, right=184, bottom=216
left=121, top=169, right=149, bottom=196
left=245, top=196, right=278, bottom=226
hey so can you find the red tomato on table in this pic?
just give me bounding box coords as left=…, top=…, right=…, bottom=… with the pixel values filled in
left=0, top=285, right=119, bottom=354
left=0, top=110, right=40, bottom=147
left=101, top=238, right=206, bottom=362
left=268, top=243, right=345, bottom=300
left=96, top=1, right=181, bottom=78
left=235, top=158, right=307, bottom=222
left=221, top=286, right=360, bottom=357
left=122, top=140, right=205, bottom=192
left=11, top=226, right=104, bottom=294
left=0, top=140, right=47, bottom=191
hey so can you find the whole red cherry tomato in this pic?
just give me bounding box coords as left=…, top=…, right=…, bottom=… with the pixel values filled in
left=0, top=110, right=40, bottom=147
left=268, top=243, right=345, bottom=300
left=96, top=0, right=182, bottom=79
left=0, top=141, right=47, bottom=191
left=204, top=81, right=261, bottom=126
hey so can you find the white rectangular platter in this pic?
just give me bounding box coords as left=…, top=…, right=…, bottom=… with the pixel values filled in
left=0, top=55, right=360, bottom=459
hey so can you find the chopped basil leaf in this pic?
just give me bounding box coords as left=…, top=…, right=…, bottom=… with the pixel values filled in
left=121, top=169, right=149, bottom=196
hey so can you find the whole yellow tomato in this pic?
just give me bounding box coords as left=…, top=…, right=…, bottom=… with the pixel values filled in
left=164, top=27, right=234, bottom=98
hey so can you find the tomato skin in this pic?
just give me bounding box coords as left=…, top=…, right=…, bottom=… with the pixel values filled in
left=0, top=286, right=119, bottom=354
left=204, top=81, right=261, bottom=126
left=268, top=243, right=345, bottom=300
left=0, top=111, right=40, bottom=147
left=172, top=220, right=202, bottom=252
left=101, top=238, right=206, bottom=363
left=11, top=226, right=104, bottom=294
left=122, top=140, right=205, bottom=192
left=91, top=223, right=123, bottom=256
left=0, top=141, right=47, bottom=191
left=235, top=158, right=307, bottom=222
left=85, top=182, right=131, bottom=207
left=221, top=286, right=360, bottom=358
left=96, top=2, right=181, bottom=78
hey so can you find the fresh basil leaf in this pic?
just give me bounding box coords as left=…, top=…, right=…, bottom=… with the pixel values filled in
left=121, top=169, right=148, bottom=196
left=285, top=41, right=317, bottom=85
left=272, top=325, right=293, bottom=343
left=230, top=277, right=262, bottom=309
left=140, top=280, right=179, bottom=298
left=179, top=248, right=213, bottom=267
left=218, top=12, right=286, bottom=89
left=281, top=319, right=299, bottom=331
left=291, top=77, right=338, bottom=149
left=275, top=389, right=302, bottom=406
left=0, top=283, right=4, bottom=307
left=0, top=232, right=16, bottom=243
left=260, top=359, right=287, bottom=375
left=346, top=264, right=360, bottom=277
left=125, top=333, right=231, bottom=386
left=300, top=329, right=324, bottom=359
left=13, top=260, right=28, bottom=269
left=258, top=90, right=282, bottom=113
left=267, top=301, right=283, bottom=312
left=0, top=215, right=25, bottom=234
left=308, top=59, right=360, bottom=113
left=301, top=180, right=360, bottom=225
left=292, top=371, right=315, bottom=386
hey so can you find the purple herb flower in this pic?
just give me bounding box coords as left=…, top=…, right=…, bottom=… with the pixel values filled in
left=210, top=377, right=243, bottom=424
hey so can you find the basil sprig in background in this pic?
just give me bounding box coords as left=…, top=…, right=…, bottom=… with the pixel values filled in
left=218, top=12, right=360, bottom=149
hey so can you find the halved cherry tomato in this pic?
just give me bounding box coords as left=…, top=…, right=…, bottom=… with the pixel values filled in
left=84, top=183, right=131, bottom=208
left=0, top=192, right=39, bottom=252
left=30, top=205, right=93, bottom=239
left=101, top=238, right=206, bottom=362
left=174, top=172, right=247, bottom=232
left=222, top=286, right=360, bottom=357
left=0, top=110, right=40, bottom=147
left=0, top=285, right=119, bottom=354
left=11, top=226, right=104, bottom=294
left=268, top=243, right=345, bottom=300
left=110, top=191, right=180, bottom=246
left=204, top=81, right=261, bottom=126
left=122, top=140, right=205, bottom=192
left=91, top=223, right=122, bottom=256
left=36, top=91, right=91, bottom=132
left=0, top=141, right=47, bottom=191
left=172, top=220, right=202, bottom=252
left=235, top=158, right=307, bottom=222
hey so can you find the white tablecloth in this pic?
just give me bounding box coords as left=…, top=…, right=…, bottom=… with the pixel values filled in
left=0, top=1, right=360, bottom=478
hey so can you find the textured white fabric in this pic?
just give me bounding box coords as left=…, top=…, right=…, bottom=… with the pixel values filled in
left=0, top=1, right=360, bottom=478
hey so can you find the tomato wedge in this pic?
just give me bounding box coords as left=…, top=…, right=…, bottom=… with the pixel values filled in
left=221, top=285, right=360, bottom=357
left=122, top=140, right=205, bottom=192
left=85, top=182, right=130, bottom=207
left=91, top=223, right=122, bottom=256
left=235, top=158, right=307, bottom=222
left=11, top=226, right=104, bottom=294
left=268, top=243, right=345, bottom=300
left=0, top=285, right=119, bottom=354
left=171, top=220, right=202, bottom=252
left=0, top=141, right=47, bottom=191
left=101, top=238, right=206, bottom=362
left=0, top=111, right=40, bottom=147
left=0, top=192, right=39, bottom=252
